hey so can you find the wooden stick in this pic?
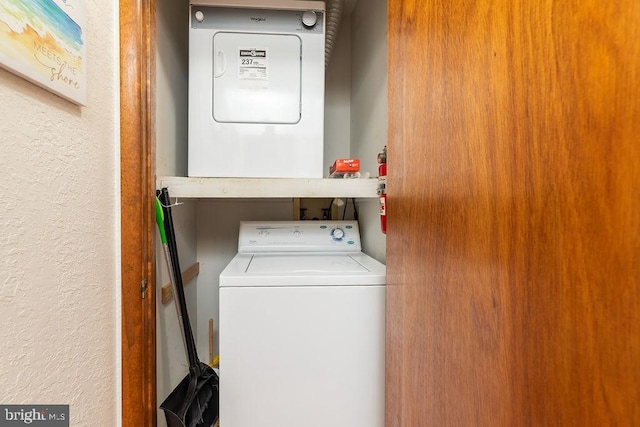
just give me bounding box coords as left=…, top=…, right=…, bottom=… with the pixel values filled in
left=209, top=319, right=214, bottom=365
left=161, top=262, right=200, bottom=304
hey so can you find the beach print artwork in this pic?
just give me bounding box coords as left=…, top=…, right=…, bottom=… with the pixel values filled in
left=0, top=0, right=86, bottom=105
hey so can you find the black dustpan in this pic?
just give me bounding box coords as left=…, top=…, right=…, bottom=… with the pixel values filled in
left=157, top=188, right=219, bottom=427
left=160, top=363, right=219, bottom=427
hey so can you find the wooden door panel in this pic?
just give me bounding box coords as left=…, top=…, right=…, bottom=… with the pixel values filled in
left=120, top=0, right=156, bottom=424
left=387, top=0, right=640, bottom=425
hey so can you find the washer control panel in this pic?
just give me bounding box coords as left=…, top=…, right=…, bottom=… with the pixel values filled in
left=238, top=221, right=361, bottom=253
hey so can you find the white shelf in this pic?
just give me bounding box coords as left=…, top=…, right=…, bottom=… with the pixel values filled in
left=157, top=176, right=379, bottom=199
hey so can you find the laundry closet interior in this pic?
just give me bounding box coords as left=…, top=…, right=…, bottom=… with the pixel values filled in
left=154, top=0, right=388, bottom=423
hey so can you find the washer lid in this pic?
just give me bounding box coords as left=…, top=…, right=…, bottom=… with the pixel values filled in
left=220, top=252, right=386, bottom=287
left=248, top=254, right=368, bottom=274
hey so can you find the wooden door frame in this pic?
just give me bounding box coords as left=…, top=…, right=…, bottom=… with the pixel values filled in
left=120, top=0, right=157, bottom=424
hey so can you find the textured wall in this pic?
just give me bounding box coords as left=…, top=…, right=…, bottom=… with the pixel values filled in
left=0, top=0, right=119, bottom=425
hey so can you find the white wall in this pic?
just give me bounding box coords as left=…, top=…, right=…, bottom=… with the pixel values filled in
left=351, top=0, right=387, bottom=262
left=156, top=0, right=189, bottom=177
left=324, top=9, right=352, bottom=173
left=0, top=0, right=120, bottom=425
left=350, top=0, right=387, bottom=176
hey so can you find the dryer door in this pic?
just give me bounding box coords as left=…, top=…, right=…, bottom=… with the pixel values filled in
left=213, top=32, right=302, bottom=124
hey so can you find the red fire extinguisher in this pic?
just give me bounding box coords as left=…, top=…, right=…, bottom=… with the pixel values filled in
left=377, top=146, right=387, bottom=234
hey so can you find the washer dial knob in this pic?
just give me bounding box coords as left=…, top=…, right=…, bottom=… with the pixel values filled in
left=331, top=227, right=345, bottom=241
left=194, top=10, right=205, bottom=22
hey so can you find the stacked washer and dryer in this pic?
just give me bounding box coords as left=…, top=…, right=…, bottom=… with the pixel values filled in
left=188, top=1, right=386, bottom=426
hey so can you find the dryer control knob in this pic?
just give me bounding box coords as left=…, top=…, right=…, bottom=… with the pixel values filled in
left=195, top=10, right=205, bottom=22
left=302, top=11, right=318, bottom=28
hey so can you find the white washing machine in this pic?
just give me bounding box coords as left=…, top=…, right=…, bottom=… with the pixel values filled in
left=189, top=0, right=326, bottom=178
left=219, top=221, right=386, bottom=427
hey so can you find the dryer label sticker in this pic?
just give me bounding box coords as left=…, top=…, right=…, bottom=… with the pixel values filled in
left=238, top=48, right=268, bottom=89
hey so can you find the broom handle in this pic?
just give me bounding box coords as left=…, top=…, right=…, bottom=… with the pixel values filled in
left=209, top=319, right=214, bottom=365
left=159, top=188, right=201, bottom=375
left=156, top=196, right=194, bottom=368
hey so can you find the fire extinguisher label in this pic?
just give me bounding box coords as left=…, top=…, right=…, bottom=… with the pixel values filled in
left=379, top=195, right=386, bottom=215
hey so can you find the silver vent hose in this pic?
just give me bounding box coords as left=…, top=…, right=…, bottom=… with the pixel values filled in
left=325, top=0, right=345, bottom=69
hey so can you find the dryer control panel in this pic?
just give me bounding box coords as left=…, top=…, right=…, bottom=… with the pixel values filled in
left=190, top=5, right=324, bottom=33
left=238, top=221, right=362, bottom=253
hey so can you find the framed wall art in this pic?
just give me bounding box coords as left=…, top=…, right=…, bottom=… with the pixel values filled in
left=0, top=0, right=87, bottom=105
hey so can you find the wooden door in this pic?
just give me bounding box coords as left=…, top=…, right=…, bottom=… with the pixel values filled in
left=386, top=0, right=640, bottom=425
left=120, top=0, right=156, bottom=424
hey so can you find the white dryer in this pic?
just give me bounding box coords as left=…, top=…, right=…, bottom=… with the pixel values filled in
left=189, top=0, right=326, bottom=178
left=219, top=221, right=386, bottom=427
